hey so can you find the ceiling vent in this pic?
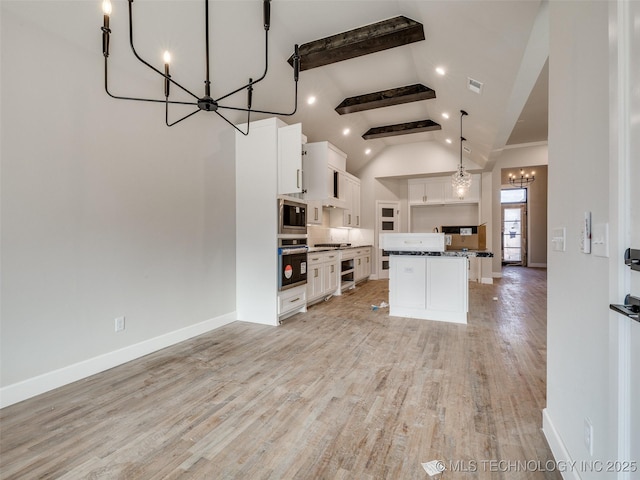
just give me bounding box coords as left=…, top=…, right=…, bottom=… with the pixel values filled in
left=467, top=77, right=483, bottom=94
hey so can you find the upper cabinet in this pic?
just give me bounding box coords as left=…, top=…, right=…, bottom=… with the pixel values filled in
left=303, top=141, right=348, bottom=208
left=408, top=174, right=481, bottom=205
left=277, top=123, right=307, bottom=195
left=333, top=173, right=361, bottom=228
left=409, top=180, right=445, bottom=205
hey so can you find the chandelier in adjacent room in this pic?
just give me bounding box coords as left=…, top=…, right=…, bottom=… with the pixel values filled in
left=100, top=0, right=299, bottom=135
left=508, top=169, right=536, bottom=188
left=451, top=110, right=471, bottom=199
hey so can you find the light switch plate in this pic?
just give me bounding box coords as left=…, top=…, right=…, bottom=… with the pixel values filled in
left=552, top=227, right=566, bottom=252
left=592, top=223, right=609, bottom=257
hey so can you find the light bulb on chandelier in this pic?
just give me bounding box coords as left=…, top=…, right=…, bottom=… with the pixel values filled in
left=451, top=110, right=471, bottom=199
left=508, top=169, right=536, bottom=188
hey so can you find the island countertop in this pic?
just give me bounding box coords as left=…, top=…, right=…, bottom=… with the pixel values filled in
left=386, top=250, right=494, bottom=257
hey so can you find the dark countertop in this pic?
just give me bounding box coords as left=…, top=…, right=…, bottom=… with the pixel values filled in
left=308, top=245, right=373, bottom=253
left=387, top=250, right=494, bottom=257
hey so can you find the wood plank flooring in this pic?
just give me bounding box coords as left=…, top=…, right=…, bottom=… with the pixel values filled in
left=0, top=266, right=559, bottom=479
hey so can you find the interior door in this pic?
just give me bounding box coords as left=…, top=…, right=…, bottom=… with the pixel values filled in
left=375, top=201, right=399, bottom=279
left=502, top=204, right=527, bottom=266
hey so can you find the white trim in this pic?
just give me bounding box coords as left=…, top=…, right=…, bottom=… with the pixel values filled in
left=0, top=312, right=237, bottom=409
left=529, top=263, right=548, bottom=268
left=480, top=277, right=494, bottom=284
left=542, top=409, right=582, bottom=480
left=501, top=140, right=549, bottom=151
left=493, top=271, right=503, bottom=278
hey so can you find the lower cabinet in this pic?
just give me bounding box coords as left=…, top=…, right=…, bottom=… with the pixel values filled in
left=308, top=247, right=372, bottom=303
left=389, top=255, right=468, bottom=324
left=278, top=284, right=307, bottom=320
left=337, top=247, right=372, bottom=295
left=355, top=248, right=372, bottom=281
left=307, top=251, right=339, bottom=305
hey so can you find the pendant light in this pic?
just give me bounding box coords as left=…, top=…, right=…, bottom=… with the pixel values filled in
left=451, top=109, right=471, bottom=199
left=100, top=0, right=300, bottom=136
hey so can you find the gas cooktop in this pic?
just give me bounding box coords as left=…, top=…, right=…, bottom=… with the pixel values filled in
left=314, top=243, right=351, bottom=248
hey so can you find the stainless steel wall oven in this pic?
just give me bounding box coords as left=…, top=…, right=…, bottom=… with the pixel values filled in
left=278, top=238, right=307, bottom=290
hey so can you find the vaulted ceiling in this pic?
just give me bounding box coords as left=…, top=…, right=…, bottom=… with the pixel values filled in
left=102, top=0, right=549, bottom=174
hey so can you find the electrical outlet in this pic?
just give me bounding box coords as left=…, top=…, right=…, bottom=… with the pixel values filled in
left=114, top=316, right=125, bottom=332
left=584, top=417, right=594, bottom=456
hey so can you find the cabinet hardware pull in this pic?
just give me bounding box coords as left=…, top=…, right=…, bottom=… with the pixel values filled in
left=315, top=207, right=319, bottom=221
left=296, top=169, right=301, bottom=188
left=290, top=297, right=300, bottom=303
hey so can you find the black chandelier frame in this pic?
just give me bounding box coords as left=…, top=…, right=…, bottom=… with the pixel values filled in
left=508, top=170, right=536, bottom=188
left=101, top=0, right=300, bottom=135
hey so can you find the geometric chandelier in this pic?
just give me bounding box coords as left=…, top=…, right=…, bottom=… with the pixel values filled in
left=101, top=0, right=300, bottom=135
left=508, top=169, right=536, bottom=188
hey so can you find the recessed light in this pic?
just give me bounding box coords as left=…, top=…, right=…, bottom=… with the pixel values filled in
left=307, top=96, right=316, bottom=105
left=442, top=112, right=450, bottom=119
left=342, top=128, right=350, bottom=136
left=365, top=148, right=371, bottom=155
left=436, top=66, right=446, bottom=76
left=445, top=138, right=452, bottom=144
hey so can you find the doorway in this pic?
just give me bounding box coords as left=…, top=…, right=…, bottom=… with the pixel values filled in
left=501, top=188, right=528, bottom=266
left=375, top=201, right=399, bottom=279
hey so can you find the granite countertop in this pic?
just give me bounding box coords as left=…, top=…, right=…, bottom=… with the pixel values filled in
left=387, top=250, right=494, bottom=257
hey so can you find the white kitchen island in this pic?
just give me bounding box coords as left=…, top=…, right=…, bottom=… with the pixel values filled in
left=381, top=233, right=492, bottom=324
left=389, top=254, right=468, bottom=323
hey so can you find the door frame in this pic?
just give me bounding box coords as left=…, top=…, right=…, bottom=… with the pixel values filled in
left=374, top=200, right=400, bottom=280
left=609, top=0, right=636, bottom=474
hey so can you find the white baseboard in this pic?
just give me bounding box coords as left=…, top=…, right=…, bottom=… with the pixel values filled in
left=493, top=272, right=503, bottom=278
left=0, top=312, right=237, bottom=409
left=542, top=408, right=582, bottom=480
left=529, top=263, right=548, bottom=268
left=480, top=277, right=494, bottom=284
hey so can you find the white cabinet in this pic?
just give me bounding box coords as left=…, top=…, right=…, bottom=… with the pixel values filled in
left=331, top=172, right=361, bottom=228
left=408, top=174, right=480, bottom=205
left=278, top=285, right=307, bottom=317
left=236, top=117, right=308, bottom=326
left=323, top=258, right=339, bottom=293
left=389, top=255, right=468, bottom=324
left=306, top=199, right=324, bottom=226
left=354, top=247, right=371, bottom=281
left=409, top=180, right=445, bottom=205
left=277, top=123, right=307, bottom=195
left=303, top=142, right=347, bottom=208
left=334, top=247, right=371, bottom=295
left=306, top=251, right=339, bottom=304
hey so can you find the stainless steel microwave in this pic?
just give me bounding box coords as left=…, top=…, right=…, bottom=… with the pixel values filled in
left=278, top=199, right=307, bottom=235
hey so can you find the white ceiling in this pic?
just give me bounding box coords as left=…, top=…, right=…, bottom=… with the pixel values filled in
left=102, top=0, right=549, bottom=174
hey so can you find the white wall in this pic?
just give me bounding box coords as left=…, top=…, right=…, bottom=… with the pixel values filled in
left=0, top=2, right=237, bottom=405
left=544, top=1, right=617, bottom=476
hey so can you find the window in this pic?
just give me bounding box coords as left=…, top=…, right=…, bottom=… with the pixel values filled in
left=501, top=188, right=527, bottom=204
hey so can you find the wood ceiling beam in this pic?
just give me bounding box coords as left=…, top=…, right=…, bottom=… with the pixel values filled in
left=362, top=120, right=441, bottom=140
left=335, top=84, right=436, bottom=115
left=288, top=16, right=425, bottom=71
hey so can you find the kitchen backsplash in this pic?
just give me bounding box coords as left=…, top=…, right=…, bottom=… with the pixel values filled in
left=308, top=223, right=374, bottom=247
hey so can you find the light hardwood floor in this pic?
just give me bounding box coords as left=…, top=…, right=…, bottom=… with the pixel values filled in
left=0, top=267, right=559, bottom=479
